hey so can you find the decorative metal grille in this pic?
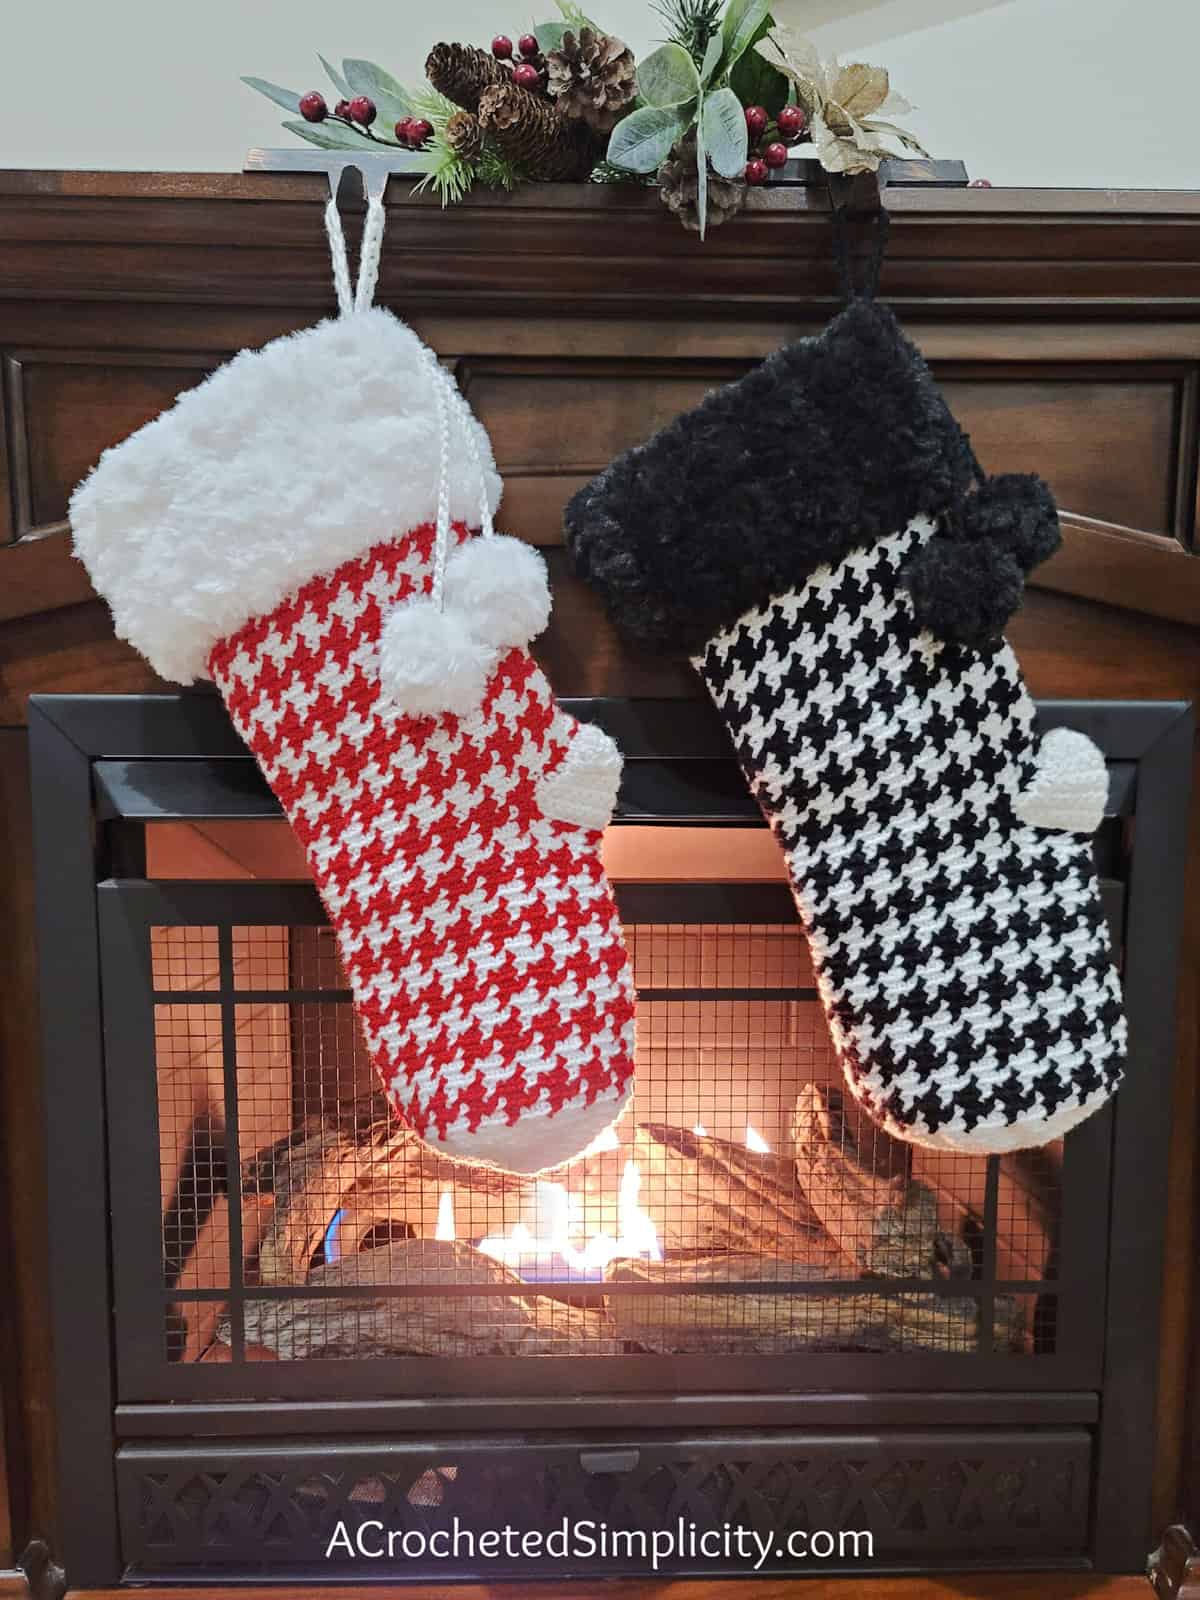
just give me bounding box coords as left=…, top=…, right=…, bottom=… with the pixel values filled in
left=118, top=1432, right=1091, bottom=1577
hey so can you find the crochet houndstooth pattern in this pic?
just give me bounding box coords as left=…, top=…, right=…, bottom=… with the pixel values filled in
left=696, top=517, right=1126, bottom=1153
left=209, top=524, right=636, bottom=1173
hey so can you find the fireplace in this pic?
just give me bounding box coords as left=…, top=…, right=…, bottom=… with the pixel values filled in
left=28, top=691, right=1191, bottom=1584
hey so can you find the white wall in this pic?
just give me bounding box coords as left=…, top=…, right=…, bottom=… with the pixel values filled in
left=0, top=0, right=1196, bottom=189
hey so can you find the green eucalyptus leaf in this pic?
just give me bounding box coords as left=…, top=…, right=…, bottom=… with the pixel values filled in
left=607, top=101, right=692, bottom=173
left=341, top=58, right=412, bottom=126
left=729, top=38, right=790, bottom=117
left=638, top=42, right=702, bottom=108
left=318, top=54, right=352, bottom=97
left=242, top=76, right=303, bottom=114
left=556, top=0, right=597, bottom=26
left=695, top=103, right=709, bottom=240
left=720, top=0, right=774, bottom=75
left=534, top=22, right=568, bottom=51
left=281, top=117, right=373, bottom=150
left=701, top=85, right=749, bottom=178
left=700, top=29, right=725, bottom=85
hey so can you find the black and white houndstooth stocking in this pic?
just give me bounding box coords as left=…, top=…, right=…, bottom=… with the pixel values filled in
left=565, top=296, right=1126, bottom=1154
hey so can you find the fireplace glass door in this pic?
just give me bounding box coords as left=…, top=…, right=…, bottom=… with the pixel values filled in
left=97, top=819, right=1112, bottom=1401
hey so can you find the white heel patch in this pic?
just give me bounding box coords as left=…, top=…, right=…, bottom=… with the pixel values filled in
left=536, top=722, right=623, bottom=831
left=1013, top=727, right=1108, bottom=834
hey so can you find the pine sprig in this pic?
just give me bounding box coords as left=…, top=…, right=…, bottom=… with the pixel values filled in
left=478, top=144, right=525, bottom=191
left=405, top=84, right=461, bottom=134
left=652, top=0, right=723, bottom=66
left=411, top=86, right=527, bottom=208
left=413, top=132, right=477, bottom=206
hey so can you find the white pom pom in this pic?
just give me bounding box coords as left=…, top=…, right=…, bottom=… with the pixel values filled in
left=378, top=597, right=497, bottom=717
left=443, top=535, right=552, bottom=651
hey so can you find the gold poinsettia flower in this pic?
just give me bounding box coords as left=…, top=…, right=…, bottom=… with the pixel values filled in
left=755, top=26, right=929, bottom=175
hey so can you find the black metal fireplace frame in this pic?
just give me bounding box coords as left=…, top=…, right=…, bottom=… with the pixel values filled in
left=28, top=691, right=1192, bottom=1584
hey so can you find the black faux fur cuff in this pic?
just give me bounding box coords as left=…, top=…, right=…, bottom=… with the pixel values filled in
left=565, top=300, right=1053, bottom=657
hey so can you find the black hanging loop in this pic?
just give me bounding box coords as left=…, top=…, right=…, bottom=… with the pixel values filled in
left=826, top=173, right=890, bottom=305
left=861, top=207, right=891, bottom=301
left=830, top=202, right=855, bottom=305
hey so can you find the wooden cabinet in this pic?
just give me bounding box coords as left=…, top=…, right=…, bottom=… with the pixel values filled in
left=2, top=171, right=1200, bottom=1593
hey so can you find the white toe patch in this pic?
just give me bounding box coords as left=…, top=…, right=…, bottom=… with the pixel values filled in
left=536, top=721, right=623, bottom=831
left=1013, top=727, right=1109, bottom=834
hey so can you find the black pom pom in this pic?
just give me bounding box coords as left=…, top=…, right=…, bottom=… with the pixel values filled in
left=903, top=536, right=1026, bottom=648
left=961, top=473, right=1060, bottom=573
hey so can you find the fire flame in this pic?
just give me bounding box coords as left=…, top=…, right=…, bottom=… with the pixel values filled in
left=476, top=1159, right=661, bottom=1278
left=435, top=1189, right=456, bottom=1242
left=438, top=1122, right=769, bottom=1281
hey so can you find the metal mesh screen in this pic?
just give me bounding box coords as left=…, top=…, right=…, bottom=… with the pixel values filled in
left=151, top=921, right=1062, bottom=1365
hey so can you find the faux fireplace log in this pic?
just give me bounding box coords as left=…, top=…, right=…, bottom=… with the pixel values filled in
left=601, top=1254, right=1021, bottom=1354
left=242, top=1239, right=620, bottom=1360
left=241, top=1083, right=1020, bottom=1361
left=793, top=1082, right=957, bottom=1276
left=252, top=1109, right=839, bottom=1284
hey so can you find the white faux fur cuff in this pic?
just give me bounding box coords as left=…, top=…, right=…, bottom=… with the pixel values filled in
left=70, top=308, right=503, bottom=685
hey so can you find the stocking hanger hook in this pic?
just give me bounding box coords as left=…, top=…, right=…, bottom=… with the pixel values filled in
left=243, top=147, right=427, bottom=314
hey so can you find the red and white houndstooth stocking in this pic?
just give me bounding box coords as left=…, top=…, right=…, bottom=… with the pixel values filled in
left=70, top=185, right=636, bottom=1172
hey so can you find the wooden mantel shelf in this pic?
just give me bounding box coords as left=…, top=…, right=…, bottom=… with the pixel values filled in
left=3, top=169, right=1200, bottom=318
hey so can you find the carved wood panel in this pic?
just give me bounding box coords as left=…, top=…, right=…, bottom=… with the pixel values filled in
left=5, top=345, right=1193, bottom=564
left=944, top=370, right=1185, bottom=538
left=4, top=352, right=214, bottom=537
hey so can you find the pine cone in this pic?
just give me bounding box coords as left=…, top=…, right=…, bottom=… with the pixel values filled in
left=425, top=42, right=510, bottom=112
left=546, top=28, right=638, bottom=133
left=445, top=110, right=485, bottom=163
left=658, top=131, right=747, bottom=233
left=478, top=82, right=600, bottom=181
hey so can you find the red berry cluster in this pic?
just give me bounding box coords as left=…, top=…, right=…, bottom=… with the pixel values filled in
left=297, top=90, right=431, bottom=150
left=492, top=32, right=549, bottom=92
left=299, top=90, right=374, bottom=127
left=743, top=102, right=807, bottom=185
left=394, top=115, right=435, bottom=149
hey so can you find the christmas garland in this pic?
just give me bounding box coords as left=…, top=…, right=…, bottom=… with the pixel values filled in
left=243, top=0, right=926, bottom=238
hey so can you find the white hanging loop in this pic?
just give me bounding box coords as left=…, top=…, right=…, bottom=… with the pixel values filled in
left=323, top=192, right=354, bottom=318
left=354, top=171, right=388, bottom=312
left=323, top=164, right=388, bottom=317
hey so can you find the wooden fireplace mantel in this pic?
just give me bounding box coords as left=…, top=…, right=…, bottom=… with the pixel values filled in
left=3, top=173, right=1200, bottom=664
left=3, top=172, right=1200, bottom=1598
